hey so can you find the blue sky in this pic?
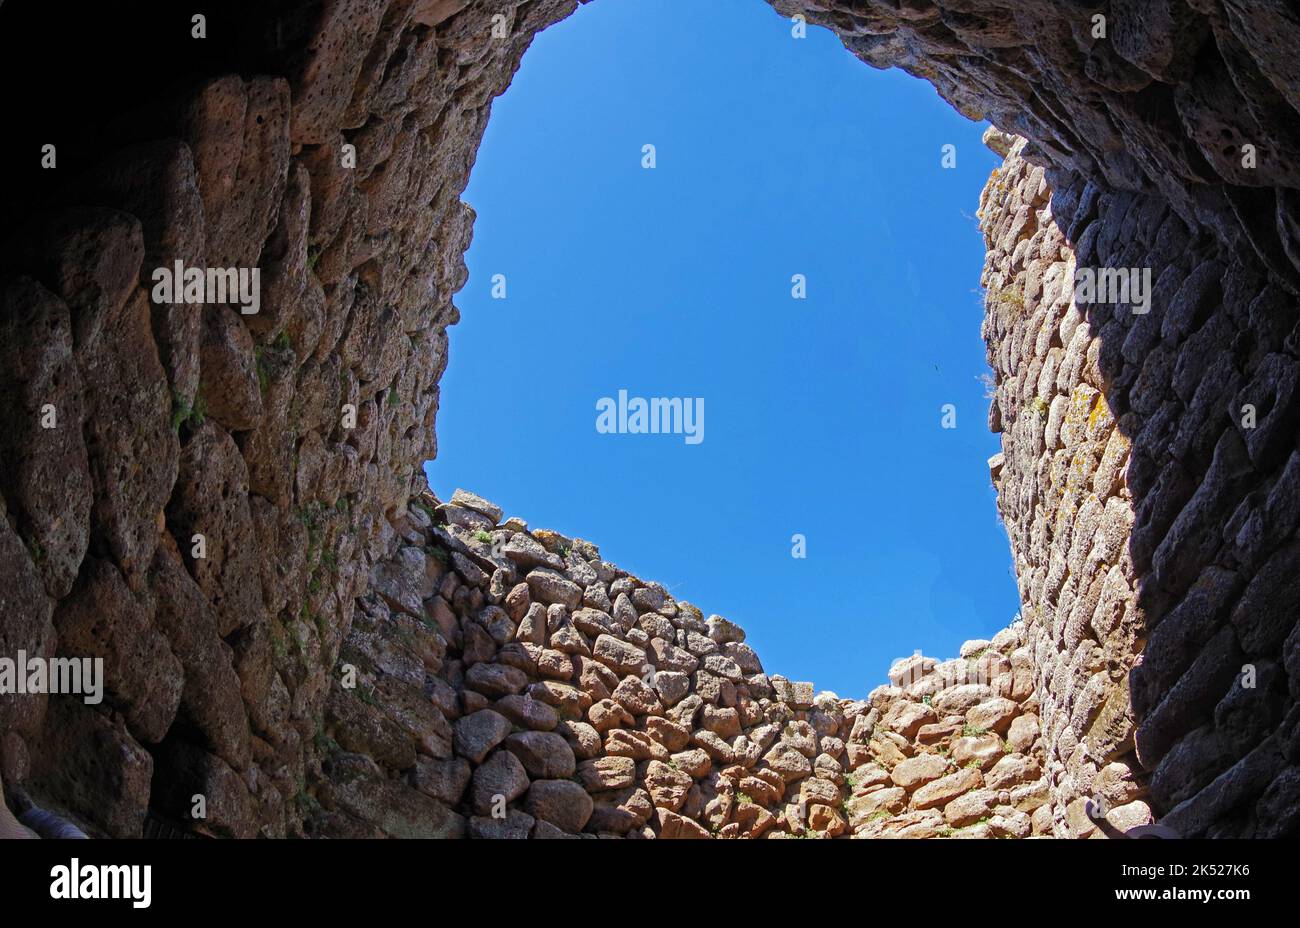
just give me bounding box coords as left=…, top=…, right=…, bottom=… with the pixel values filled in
left=425, top=0, right=1019, bottom=696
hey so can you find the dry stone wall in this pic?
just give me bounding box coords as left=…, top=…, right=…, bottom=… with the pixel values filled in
left=788, top=0, right=1300, bottom=838
left=0, top=0, right=585, bottom=838
left=980, top=134, right=1300, bottom=838
left=1, top=0, right=1299, bottom=838
left=312, top=486, right=1050, bottom=838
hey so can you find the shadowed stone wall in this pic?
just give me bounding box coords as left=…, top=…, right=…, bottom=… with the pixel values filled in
left=981, top=131, right=1299, bottom=838
left=0, top=0, right=586, bottom=838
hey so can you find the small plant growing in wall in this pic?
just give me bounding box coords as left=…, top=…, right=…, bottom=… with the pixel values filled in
left=171, top=388, right=207, bottom=432
left=994, top=285, right=1025, bottom=312
left=313, top=721, right=340, bottom=757
left=357, top=686, right=380, bottom=707
left=269, top=621, right=288, bottom=662
left=254, top=346, right=272, bottom=396
left=294, top=786, right=322, bottom=817
left=23, top=534, right=45, bottom=564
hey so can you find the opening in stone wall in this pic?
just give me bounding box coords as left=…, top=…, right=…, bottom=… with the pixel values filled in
left=427, top=0, right=1019, bottom=696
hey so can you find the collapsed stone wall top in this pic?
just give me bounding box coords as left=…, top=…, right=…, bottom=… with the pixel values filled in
left=310, top=486, right=1046, bottom=838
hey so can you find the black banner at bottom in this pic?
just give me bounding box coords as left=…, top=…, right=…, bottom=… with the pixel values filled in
left=0, top=837, right=1278, bottom=916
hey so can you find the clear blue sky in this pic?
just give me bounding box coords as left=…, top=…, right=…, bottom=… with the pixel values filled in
left=425, top=0, right=1019, bottom=696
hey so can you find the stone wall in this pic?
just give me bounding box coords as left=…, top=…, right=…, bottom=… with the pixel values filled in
left=307, top=486, right=1050, bottom=838
left=770, top=0, right=1300, bottom=839
left=0, top=0, right=584, bottom=838
left=0, top=0, right=1298, bottom=838
left=980, top=135, right=1299, bottom=837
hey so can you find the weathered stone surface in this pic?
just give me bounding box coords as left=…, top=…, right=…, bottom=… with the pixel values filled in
left=592, top=634, right=647, bottom=676
left=321, top=753, right=465, bottom=839
left=912, top=768, right=983, bottom=811
left=524, top=779, right=593, bottom=834
left=149, top=542, right=250, bottom=767
left=656, top=807, right=711, bottom=839
left=846, top=786, right=906, bottom=822
left=644, top=759, right=693, bottom=812
left=452, top=710, right=512, bottom=765
left=553, top=719, right=601, bottom=761
left=966, top=697, right=1019, bottom=735
left=0, top=276, right=92, bottom=601
left=944, top=789, right=995, bottom=828
left=526, top=569, right=583, bottom=610
left=82, top=288, right=179, bottom=590
left=54, top=557, right=183, bottom=745
left=468, top=809, right=533, bottom=840
left=504, top=731, right=575, bottom=779
left=449, top=489, right=503, bottom=524
left=327, top=687, right=417, bottom=771
left=890, top=753, right=951, bottom=791
left=883, top=700, right=936, bottom=739
left=27, top=699, right=153, bottom=838
left=465, top=662, right=527, bottom=698
left=503, top=533, right=562, bottom=570
left=468, top=749, right=529, bottom=816
left=167, top=422, right=261, bottom=637
left=575, top=755, right=636, bottom=792
left=494, top=693, right=557, bottom=732
left=411, top=756, right=471, bottom=806
left=0, top=498, right=57, bottom=744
